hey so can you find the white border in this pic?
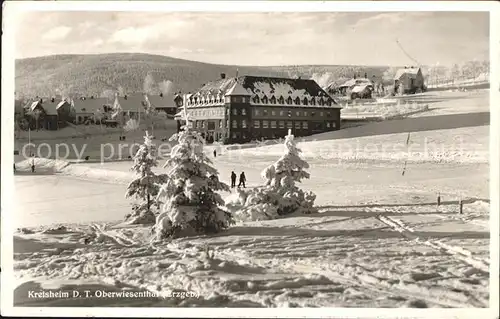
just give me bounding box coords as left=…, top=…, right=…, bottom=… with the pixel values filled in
left=1, top=1, right=499, bottom=318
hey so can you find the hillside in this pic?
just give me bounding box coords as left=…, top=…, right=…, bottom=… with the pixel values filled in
left=15, top=53, right=388, bottom=98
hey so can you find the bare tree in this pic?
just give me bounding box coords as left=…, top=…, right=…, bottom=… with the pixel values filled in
left=101, top=89, right=116, bottom=102
left=117, top=85, right=126, bottom=97
left=158, top=80, right=174, bottom=96
left=143, top=73, right=156, bottom=95
left=382, top=67, right=399, bottom=84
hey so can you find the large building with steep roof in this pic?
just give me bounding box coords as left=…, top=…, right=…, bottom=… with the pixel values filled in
left=174, top=74, right=342, bottom=144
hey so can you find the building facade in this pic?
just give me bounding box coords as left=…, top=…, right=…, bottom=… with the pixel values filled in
left=175, top=75, right=342, bottom=144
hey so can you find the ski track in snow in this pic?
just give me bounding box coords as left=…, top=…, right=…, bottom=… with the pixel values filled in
left=14, top=200, right=490, bottom=308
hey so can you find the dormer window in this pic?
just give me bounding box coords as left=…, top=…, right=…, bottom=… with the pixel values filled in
left=303, top=98, right=308, bottom=106
left=278, top=96, right=284, bottom=104
left=81, top=108, right=86, bottom=112
left=253, top=96, right=260, bottom=104
left=294, top=97, right=300, bottom=105
left=286, top=97, right=293, bottom=104
left=326, top=100, right=332, bottom=106
left=310, top=98, right=316, bottom=106
left=318, top=99, right=324, bottom=106
left=262, top=96, right=268, bottom=104
left=270, top=96, right=276, bottom=104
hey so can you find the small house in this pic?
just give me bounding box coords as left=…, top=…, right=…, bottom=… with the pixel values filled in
left=394, top=67, right=425, bottom=94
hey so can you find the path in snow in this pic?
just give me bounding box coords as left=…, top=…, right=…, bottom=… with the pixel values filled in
left=12, top=158, right=490, bottom=307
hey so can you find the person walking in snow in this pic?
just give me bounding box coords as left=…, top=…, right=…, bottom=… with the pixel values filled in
left=213, top=149, right=217, bottom=158
left=31, top=161, right=35, bottom=173
left=13, top=163, right=16, bottom=172
left=238, top=172, right=246, bottom=188
left=230, top=171, right=237, bottom=188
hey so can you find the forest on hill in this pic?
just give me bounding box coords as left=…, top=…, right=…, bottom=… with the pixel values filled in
left=15, top=53, right=388, bottom=99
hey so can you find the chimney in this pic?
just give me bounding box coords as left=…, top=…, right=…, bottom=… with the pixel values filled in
left=160, top=92, right=163, bottom=97
left=220, top=73, right=226, bottom=79
left=364, top=72, right=367, bottom=79
left=40, top=98, right=43, bottom=103
left=404, top=66, right=407, bottom=69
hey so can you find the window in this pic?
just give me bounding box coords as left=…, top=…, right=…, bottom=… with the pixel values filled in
left=232, top=120, right=237, bottom=128
left=255, top=109, right=260, bottom=116
left=295, top=121, right=301, bottom=129
left=254, top=120, right=260, bottom=128
left=195, top=121, right=199, bottom=128
left=219, top=120, right=223, bottom=128
left=280, top=110, right=285, bottom=116
left=254, top=96, right=260, bottom=104
left=262, top=96, right=268, bottom=104
left=287, top=97, right=293, bottom=104
left=225, top=96, right=231, bottom=103
left=311, top=111, right=315, bottom=117
left=263, top=120, right=269, bottom=128
left=232, top=108, right=238, bottom=115
left=270, top=96, right=276, bottom=104
left=278, top=96, right=284, bottom=104
left=232, top=97, right=241, bottom=103
left=208, top=121, right=216, bottom=130
left=226, top=120, right=229, bottom=128
left=242, top=120, right=247, bottom=128
left=201, top=121, right=206, bottom=129
left=304, top=111, right=308, bottom=116
left=226, top=108, right=230, bottom=115
left=295, top=97, right=300, bottom=105
left=263, top=109, right=268, bottom=116
left=320, top=111, right=324, bottom=117
left=242, top=108, right=247, bottom=116
left=287, top=121, right=293, bottom=129
left=303, top=98, right=308, bottom=106
left=288, top=110, right=292, bottom=117
left=327, top=112, right=331, bottom=117
left=326, top=100, right=332, bottom=106
left=318, top=99, right=324, bottom=106
left=271, top=110, right=276, bottom=116
left=310, top=98, right=316, bottom=106
left=232, top=132, right=237, bottom=139
left=303, top=121, right=308, bottom=129
left=279, top=121, right=285, bottom=128
left=271, top=121, right=277, bottom=128
left=296, top=111, right=300, bottom=116
left=332, top=121, right=337, bottom=128
left=326, top=122, right=331, bottom=128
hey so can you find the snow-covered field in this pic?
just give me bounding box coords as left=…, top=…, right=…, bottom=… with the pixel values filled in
left=9, top=90, right=492, bottom=308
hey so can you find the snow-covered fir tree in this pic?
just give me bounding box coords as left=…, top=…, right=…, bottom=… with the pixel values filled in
left=154, top=103, right=233, bottom=239
left=227, top=129, right=317, bottom=221
left=125, top=131, right=168, bottom=224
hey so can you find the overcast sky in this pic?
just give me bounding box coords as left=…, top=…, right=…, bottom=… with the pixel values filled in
left=14, top=11, right=489, bottom=66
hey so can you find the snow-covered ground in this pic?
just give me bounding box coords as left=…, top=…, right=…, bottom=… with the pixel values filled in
left=9, top=90, right=491, bottom=308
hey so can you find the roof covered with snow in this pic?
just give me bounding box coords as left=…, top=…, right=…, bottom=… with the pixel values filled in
left=225, top=82, right=252, bottom=96
left=351, top=84, right=372, bottom=93
left=394, top=67, right=421, bottom=80
left=338, top=78, right=373, bottom=89
left=191, top=75, right=339, bottom=108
